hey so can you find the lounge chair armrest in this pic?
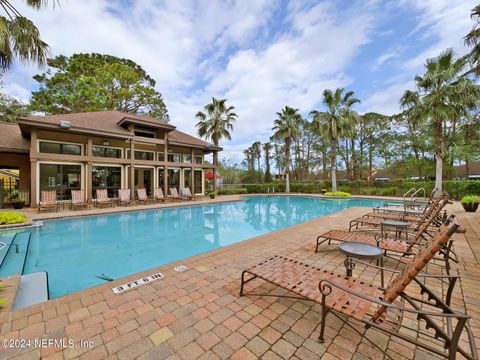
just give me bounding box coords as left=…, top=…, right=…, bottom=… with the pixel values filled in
left=349, top=258, right=460, bottom=279
left=318, top=279, right=468, bottom=318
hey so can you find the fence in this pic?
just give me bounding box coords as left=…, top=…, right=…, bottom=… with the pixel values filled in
left=218, top=180, right=480, bottom=200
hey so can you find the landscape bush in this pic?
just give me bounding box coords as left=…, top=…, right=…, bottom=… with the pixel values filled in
left=461, top=194, right=480, bottom=204
left=0, top=212, right=27, bottom=225
left=218, top=188, right=247, bottom=195
left=324, top=191, right=352, bottom=197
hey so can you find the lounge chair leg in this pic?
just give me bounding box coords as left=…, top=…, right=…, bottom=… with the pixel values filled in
left=239, top=271, right=247, bottom=296
left=315, top=236, right=329, bottom=252
left=448, top=317, right=467, bottom=360
left=318, top=307, right=329, bottom=343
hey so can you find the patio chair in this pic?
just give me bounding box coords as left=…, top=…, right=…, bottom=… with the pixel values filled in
left=136, top=188, right=154, bottom=205
left=38, top=190, right=60, bottom=213
left=180, top=187, right=195, bottom=201
left=240, top=220, right=478, bottom=360
left=118, top=189, right=133, bottom=206
left=95, top=189, right=114, bottom=208
left=348, top=193, right=449, bottom=231
left=70, top=190, right=90, bottom=210
left=169, top=187, right=182, bottom=201
left=153, top=188, right=166, bottom=203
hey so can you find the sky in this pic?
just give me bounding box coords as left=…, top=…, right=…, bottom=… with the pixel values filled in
left=1, top=0, right=477, bottom=163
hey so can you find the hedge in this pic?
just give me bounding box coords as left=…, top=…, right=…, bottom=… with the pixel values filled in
left=217, top=188, right=248, bottom=195
left=0, top=212, right=27, bottom=225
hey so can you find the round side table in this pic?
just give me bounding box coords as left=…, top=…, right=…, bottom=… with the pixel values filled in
left=338, top=242, right=384, bottom=287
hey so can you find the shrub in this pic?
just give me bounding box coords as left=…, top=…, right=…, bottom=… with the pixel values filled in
left=0, top=212, right=27, bottom=225
left=324, top=191, right=352, bottom=197
left=461, top=195, right=480, bottom=204
left=218, top=188, right=247, bottom=195
left=245, top=183, right=286, bottom=193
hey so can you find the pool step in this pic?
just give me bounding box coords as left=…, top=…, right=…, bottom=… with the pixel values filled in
left=0, top=232, right=32, bottom=277
left=13, top=272, right=48, bottom=311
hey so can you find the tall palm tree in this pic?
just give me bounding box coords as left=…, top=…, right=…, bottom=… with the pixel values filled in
left=403, top=49, right=480, bottom=194
left=251, top=141, right=262, bottom=173
left=0, top=0, right=52, bottom=70
left=465, top=4, right=480, bottom=74
left=310, top=88, right=360, bottom=192
left=272, top=106, right=302, bottom=193
left=196, top=97, right=237, bottom=191
left=263, top=142, right=273, bottom=183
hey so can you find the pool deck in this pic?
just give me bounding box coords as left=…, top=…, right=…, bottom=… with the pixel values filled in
left=0, top=197, right=478, bottom=359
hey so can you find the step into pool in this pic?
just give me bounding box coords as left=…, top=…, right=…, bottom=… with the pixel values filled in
left=0, top=196, right=394, bottom=298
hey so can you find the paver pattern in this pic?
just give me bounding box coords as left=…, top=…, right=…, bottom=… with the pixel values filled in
left=0, top=198, right=478, bottom=360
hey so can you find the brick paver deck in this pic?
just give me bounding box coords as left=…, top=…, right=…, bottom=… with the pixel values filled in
left=0, top=199, right=478, bottom=360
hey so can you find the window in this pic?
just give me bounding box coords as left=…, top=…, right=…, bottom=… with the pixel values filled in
left=167, top=168, right=180, bottom=188
left=184, top=169, right=191, bottom=188
left=92, top=146, right=122, bottom=158
left=157, top=152, right=165, bottom=161
left=39, top=163, right=82, bottom=200
left=92, top=166, right=121, bottom=198
left=194, top=170, right=203, bottom=194
left=183, top=154, right=191, bottom=163
left=167, top=153, right=181, bottom=163
left=195, top=156, right=203, bottom=164
left=134, top=130, right=155, bottom=138
left=134, top=150, right=154, bottom=161
left=39, top=142, right=82, bottom=156
left=158, top=168, right=165, bottom=187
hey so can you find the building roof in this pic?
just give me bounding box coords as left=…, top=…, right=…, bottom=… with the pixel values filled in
left=0, top=122, right=30, bottom=153
left=454, top=160, right=480, bottom=177
left=5, top=110, right=221, bottom=152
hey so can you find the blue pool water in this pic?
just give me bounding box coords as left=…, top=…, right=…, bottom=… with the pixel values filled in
left=0, top=196, right=392, bottom=298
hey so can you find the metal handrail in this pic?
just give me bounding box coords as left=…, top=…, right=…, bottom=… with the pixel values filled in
left=403, top=188, right=416, bottom=200
left=411, top=188, right=426, bottom=201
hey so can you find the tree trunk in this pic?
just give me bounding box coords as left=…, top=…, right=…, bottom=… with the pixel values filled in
left=285, top=138, right=291, bottom=193
left=213, top=151, right=218, bottom=192
left=331, top=139, right=337, bottom=192
left=369, top=139, right=373, bottom=180
left=344, top=139, right=350, bottom=179
left=433, top=120, right=443, bottom=195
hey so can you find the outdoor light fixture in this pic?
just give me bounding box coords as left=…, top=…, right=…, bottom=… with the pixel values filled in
left=102, top=140, right=110, bottom=146
left=59, top=120, right=71, bottom=128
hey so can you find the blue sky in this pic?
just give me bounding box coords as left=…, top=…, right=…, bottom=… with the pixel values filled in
left=2, top=0, right=476, bottom=162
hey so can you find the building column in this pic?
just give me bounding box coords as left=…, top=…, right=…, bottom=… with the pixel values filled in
left=30, top=128, right=38, bottom=207
left=130, top=140, right=135, bottom=199
left=86, top=136, right=93, bottom=201
left=163, top=167, right=168, bottom=199
left=190, top=149, right=194, bottom=193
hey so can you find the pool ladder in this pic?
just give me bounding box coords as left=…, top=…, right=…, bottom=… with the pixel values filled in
left=267, top=187, right=275, bottom=196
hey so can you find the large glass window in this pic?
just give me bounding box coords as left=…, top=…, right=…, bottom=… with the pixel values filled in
left=134, top=150, right=154, bottom=161
left=158, top=168, right=165, bottom=188
left=183, top=154, right=191, bottom=163
left=167, top=153, right=181, bottom=163
left=184, top=169, right=192, bottom=189
left=167, top=168, right=180, bottom=188
left=134, top=130, right=155, bottom=138
left=194, top=170, right=203, bottom=194
left=39, top=163, right=82, bottom=200
left=92, top=146, right=122, bottom=159
left=195, top=156, right=203, bottom=164
left=157, top=152, right=165, bottom=161
left=39, top=142, right=82, bottom=156
left=92, top=166, right=121, bottom=198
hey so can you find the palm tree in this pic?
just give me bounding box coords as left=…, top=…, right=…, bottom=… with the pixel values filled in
left=0, top=0, right=52, bottom=70
left=263, top=142, right=273, bottom=183
left=465, top=4, right=480, bottom=74
left=403, top=49, right=480, bottom=194
left=251, top=141, right=262, bottom=173
left=196, top=97, right=237, bottom=191
left=272, top=106, right=302, bottom=193
left=310, top=88, right=360, bottom=192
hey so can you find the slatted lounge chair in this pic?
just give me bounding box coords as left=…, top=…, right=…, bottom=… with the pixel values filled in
left=118, top=189, right=133, bottom=206
left=95, top=189, right=114, bottom=208
left=153, top=188, right=166, bottom=203
left=180, top=187, right=195, bottom=201
left=38, top=190, right=60, bottom=213
left=348, top=193, right=448, bottom=231
left=169, top=187, right=182, bottom=201
left=240, top=220, right=478, bottom=360
left=136, top=188, right=154, bottom=205
left=70, top=190, right=90, bottom=210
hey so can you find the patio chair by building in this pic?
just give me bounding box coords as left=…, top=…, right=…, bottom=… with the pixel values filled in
left=118, top=189, right=133, bottom=206
left=95, top=189, right=114, bottom=208
left=70, top=190, right=90, bottom=210
left=240, top=220, right=477, bottom=360
left=180, top=187, right=194, bottom=201
left=137, top=188, right=153, bottom=205
left=169, top=187, right=182, bottom=201
left=37, top=190, right=60, bottom=213
left=153, top=188, right=165, bottom=203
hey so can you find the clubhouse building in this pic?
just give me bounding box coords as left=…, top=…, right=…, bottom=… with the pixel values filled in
left=0, top=111, right=221, bottom=206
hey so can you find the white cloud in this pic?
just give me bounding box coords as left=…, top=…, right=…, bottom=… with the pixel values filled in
left=360, top=80, right=415, bottom=115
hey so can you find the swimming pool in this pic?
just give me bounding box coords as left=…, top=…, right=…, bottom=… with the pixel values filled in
left=0, top=196, right=392, bottom=298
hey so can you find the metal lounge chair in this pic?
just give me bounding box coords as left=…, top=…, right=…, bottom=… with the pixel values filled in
left=169, top=187, right=182, bottom=201
left=136, top=188, right=153, bottom=205
left=70, top=190, right=90, bottom=210
left=118, top=189, right=133, bottom=206
left=95, top=189, right=114, bottom=208
left=38, top=190, right=60, bottom=213
left=348, top=193, right=448, bottom=231
left=240, top=220, right=478, bottom=360
left=153, top=188, right=165, bottom=203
